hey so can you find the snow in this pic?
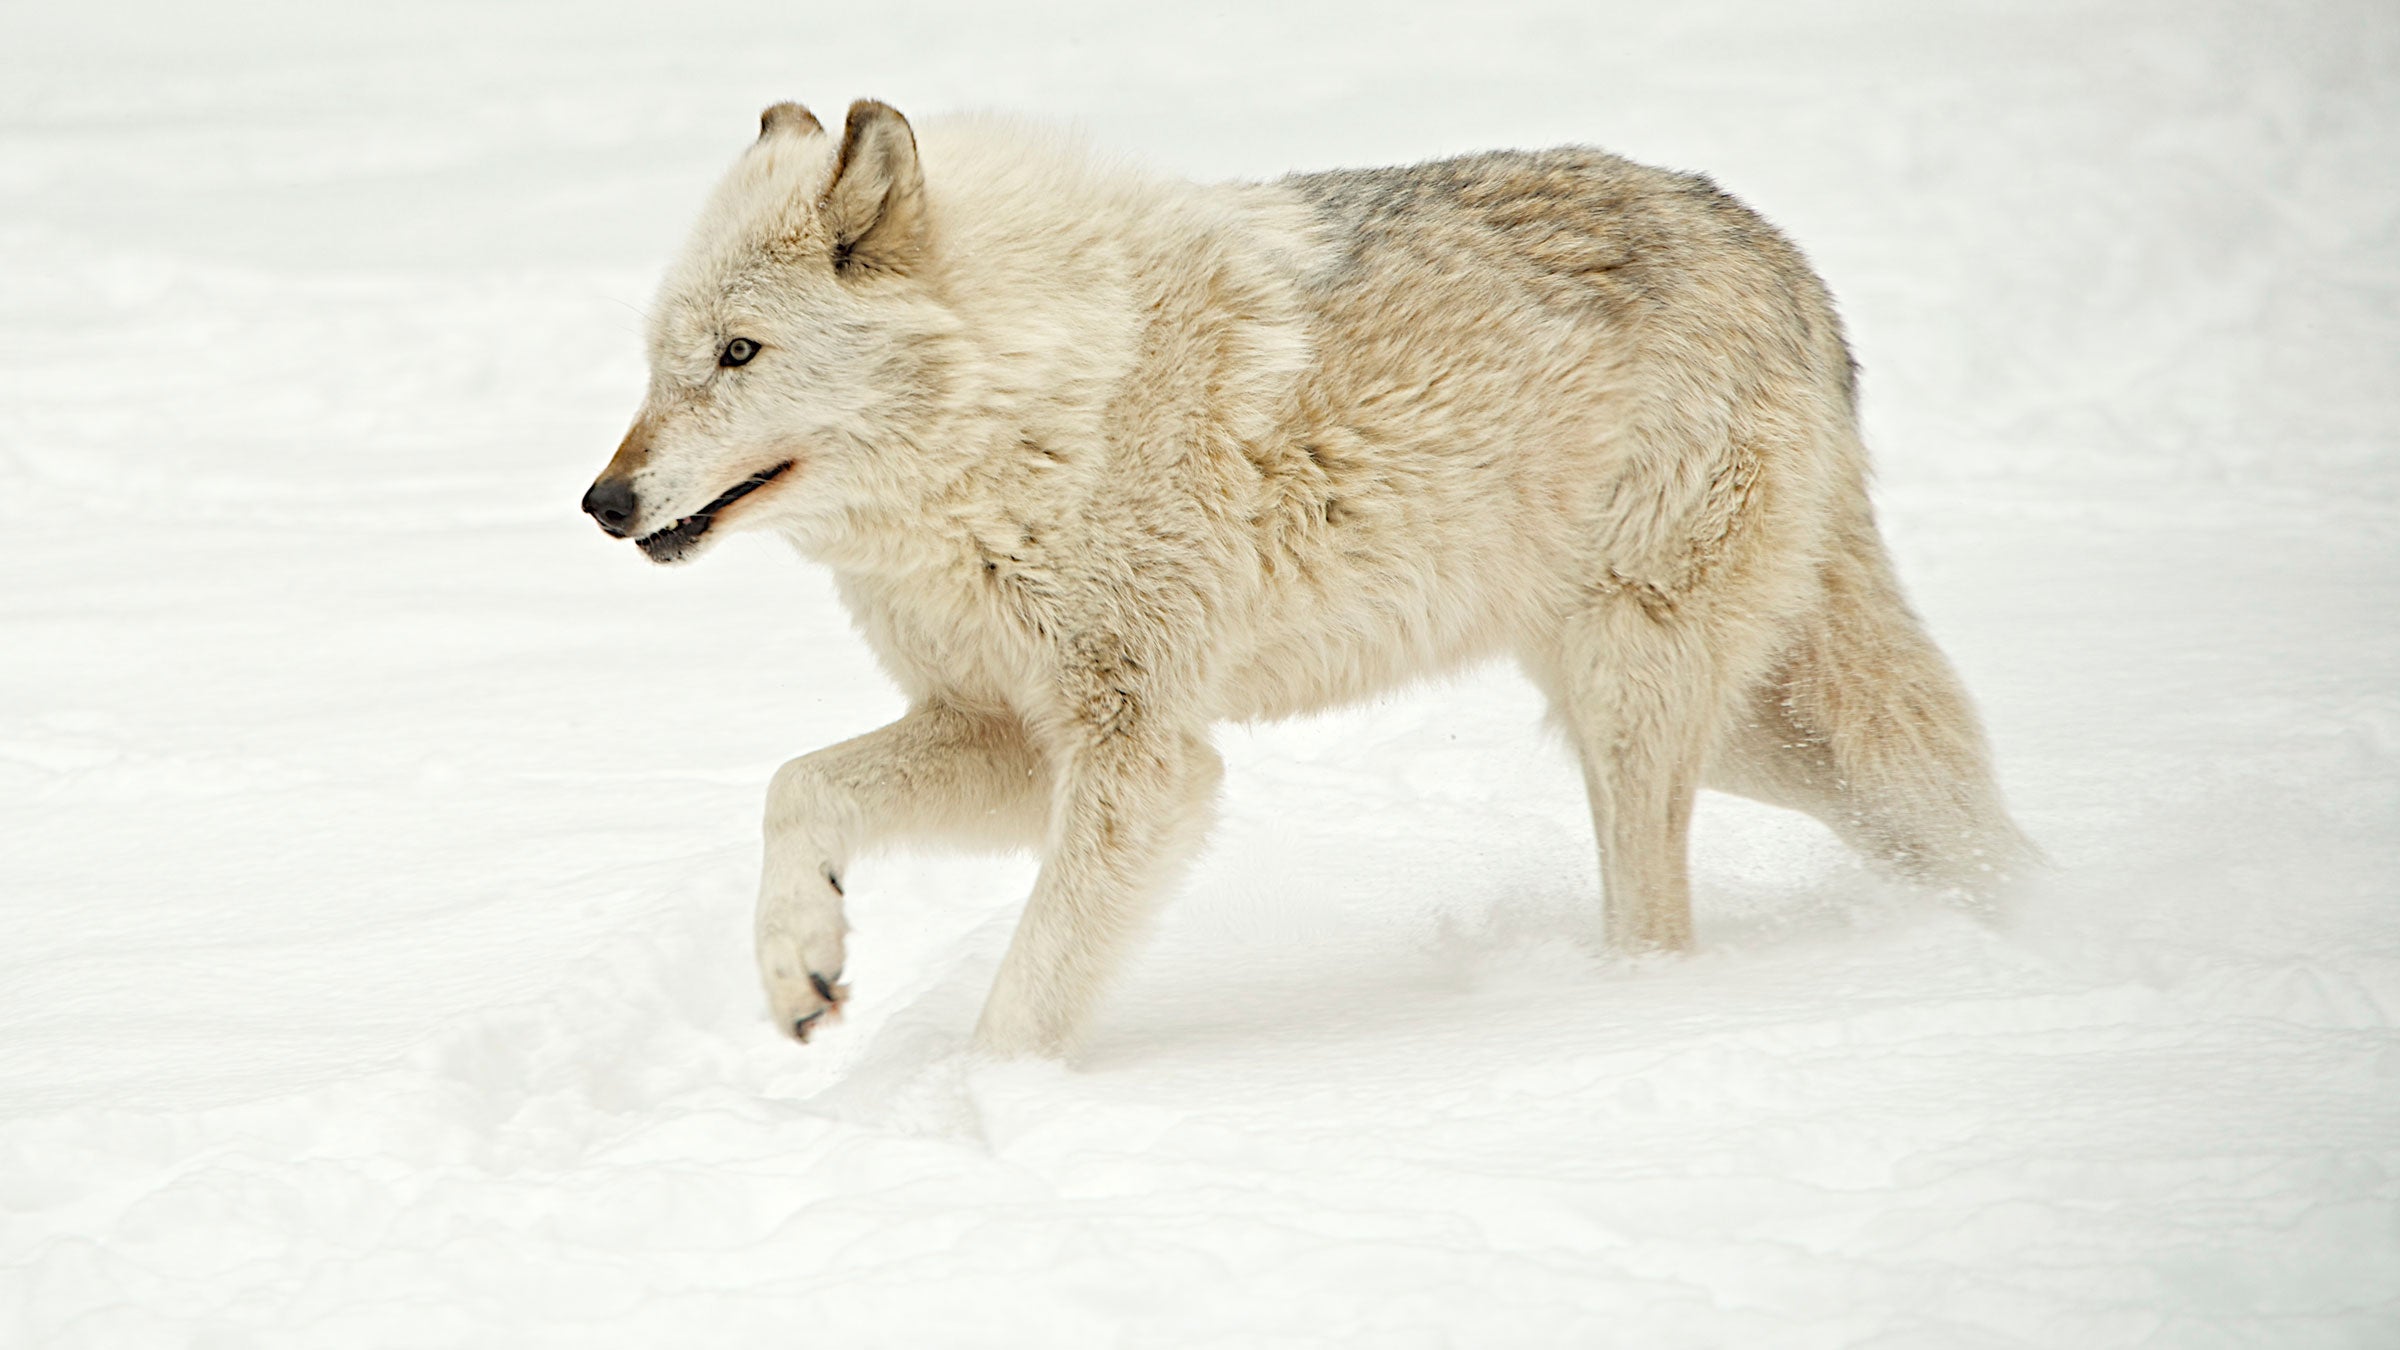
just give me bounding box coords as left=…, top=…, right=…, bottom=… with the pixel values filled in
left=4, top=0, right=2397, bottom=1344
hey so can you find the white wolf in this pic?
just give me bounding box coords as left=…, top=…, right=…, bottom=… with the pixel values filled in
left=581, top=99, right=2027, bottom=1057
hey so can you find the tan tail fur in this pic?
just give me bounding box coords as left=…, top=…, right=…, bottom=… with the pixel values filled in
left=1708, top=498, right=2032, bottom=891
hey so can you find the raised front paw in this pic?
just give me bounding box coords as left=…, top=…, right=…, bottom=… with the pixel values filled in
left=761, top=938, right=850, bottom=1042
left=789, top=968, right=850, bottom=1042
left=757, top=887, right=850, bottom=1043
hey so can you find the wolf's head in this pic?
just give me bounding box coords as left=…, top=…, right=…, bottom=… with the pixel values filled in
left=582, top=100, right=958, bottom=563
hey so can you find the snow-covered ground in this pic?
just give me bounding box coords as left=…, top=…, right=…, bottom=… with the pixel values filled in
left=5, top=1, right=2396, bottom=1344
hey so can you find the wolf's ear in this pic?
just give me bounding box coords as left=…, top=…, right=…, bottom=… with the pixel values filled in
left=759, top=102, right=824, bottom=139
left=819, top=99, right=925, bottom=276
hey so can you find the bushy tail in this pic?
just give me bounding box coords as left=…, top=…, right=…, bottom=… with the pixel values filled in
left=1709, top=507, right=2034, bottom=891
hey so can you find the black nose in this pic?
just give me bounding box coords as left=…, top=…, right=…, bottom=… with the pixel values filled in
left=582, top=477, right=638, bottom=538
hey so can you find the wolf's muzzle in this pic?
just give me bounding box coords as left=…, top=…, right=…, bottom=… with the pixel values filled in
left=581, top=477, right=639, bottom=538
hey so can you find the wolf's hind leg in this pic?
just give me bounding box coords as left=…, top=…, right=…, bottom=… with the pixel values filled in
left=1536, top=597, right=1741, bottom=954
left=759, top=702, right=1049, bottom=1040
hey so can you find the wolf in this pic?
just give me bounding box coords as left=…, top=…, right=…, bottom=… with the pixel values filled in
left=581, top=99, right=2028, bottom=1058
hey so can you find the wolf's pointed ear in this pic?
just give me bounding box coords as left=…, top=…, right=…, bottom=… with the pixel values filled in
left=819, top=99, right=925, bottom=276
left=759, top=102, right=824, bottom=139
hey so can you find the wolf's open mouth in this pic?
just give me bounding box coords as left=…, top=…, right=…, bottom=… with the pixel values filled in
left=636, top=461, right=795, bottom=562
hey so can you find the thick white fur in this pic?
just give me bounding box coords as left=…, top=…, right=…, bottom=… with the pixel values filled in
left=591, top=101, right=2028, bottom=1057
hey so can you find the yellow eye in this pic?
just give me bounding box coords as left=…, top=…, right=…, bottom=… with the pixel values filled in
left=719, top=337, right=760, bottom=367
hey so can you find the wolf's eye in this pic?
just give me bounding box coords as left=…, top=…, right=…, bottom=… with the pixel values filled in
left=719, top=337, right=760, bottom=368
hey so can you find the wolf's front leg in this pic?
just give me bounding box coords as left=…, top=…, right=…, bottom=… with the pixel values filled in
left=759, top=702, right=1047, bottom=1041
left=973, top=725, right=1223, bottom=1058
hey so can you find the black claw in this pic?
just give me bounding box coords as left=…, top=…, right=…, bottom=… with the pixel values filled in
left=809, top=972, right=837, bottom=1003
left=822, top=865, right=843, bottom=896
left=793, top=1009, right=825, bottom=1042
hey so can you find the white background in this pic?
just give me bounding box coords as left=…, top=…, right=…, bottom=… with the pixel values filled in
left=4, top=1, right=2396, bottom=1344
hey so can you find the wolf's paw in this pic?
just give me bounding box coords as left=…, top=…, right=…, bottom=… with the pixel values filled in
left=970, top=984, right=1069, bottom=1060
left=757, top=919, right=849, bottom=1044
left=788, top=969, right=850, bottom=1042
